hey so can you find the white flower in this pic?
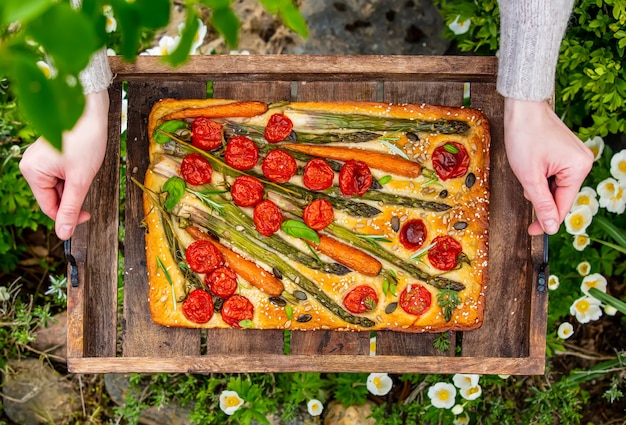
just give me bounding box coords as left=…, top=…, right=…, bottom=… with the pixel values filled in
left=107, top=48, right=117, bottom=56
left=584, top=136, right=605, bottom=162
left=307, top=399, right=324, bottom=416
left=36, top=60, right=56, bottom=79
left=610, top=149, right=626, bottom=182
left=576, top=261, right=591, bottom=276
left=573, top=187, right=599, bottom=215
left=557, top=322, right=574, bottom=339
left=581, top=273, right=607, bottom=296
left=597, top=178, right=626, bottom=214
left=454, top=414, right=470, bottom=425
left=498, top=374, right=510, bottom=379
left=460, top=384, right=482, bottom=401
left=103, top=5, right=117, bottom=33
left=366, top=373, right=393, bottom=396
left=178, top=18, right=207, bottom=54
left=219, top=390, right=244, bottom=415
left=369, top=335, right=376, bottom=356
left=570, top=296, right=603, bottom=324
left=604, top=305, right=618, bottom=316
left=564, top=205, right=593, bottom=235
left=451, top=404, right=464, bottom=415
left=0, top=286, right=10, bottom=302
left=573, top=234, right=591, bottom=252
left=121, top=96, right=128, bottom=134
left=427, top=382, right=457, bottom=409
left=448, top=15, right=471, bottom=35
left=142, top=35, right=180, bottom=56
left=452, top=374, right=479, bottom=389
left=548, top=274, right=560, bottom=291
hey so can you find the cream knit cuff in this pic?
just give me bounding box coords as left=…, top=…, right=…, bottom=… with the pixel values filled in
left=79, top=48, right=113, bottom=94
left=496, top=0, right=575, bottom=101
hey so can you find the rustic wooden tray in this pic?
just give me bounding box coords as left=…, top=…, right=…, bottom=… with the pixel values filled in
left=66, top=55, right=548, bottom=375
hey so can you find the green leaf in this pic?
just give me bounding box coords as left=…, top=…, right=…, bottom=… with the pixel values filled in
left=164, top=8, right=199, bottom=66
left=277, top=2, right=309, bottom=38
left=136, top=0, right=170, bottom=29
left=444, top=143, right=459, bottom=154
left=594, top=215, right=626, bottom=249
left=1, top=0, right=51, bottom=25
left=239, top=319, right=254, bottom=328
left=154, top=120, right=188, bottom=144
left=281, top=219, right=320, bottom=244
left=588, top=287, right=626, bottom=315
left=209, top=6, right=239, bottom=48
left=285, top=304, right=293, bottom=320
left=163, top=176, right=186, bottom=212
left=377, top=175, right=392, bottom=185
left=26, top=3, right=98, bottom=74
left=111, top=0, right=142, bottom=61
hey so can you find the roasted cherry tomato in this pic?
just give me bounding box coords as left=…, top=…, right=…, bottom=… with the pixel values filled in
left=303, top=199, right=334, bottom=230
left=428, top=235, right=463, bottom=271
left=262, top=149, right=297, bottom=183
left=221, top=294, right=254, bottom=327
left=399, top=284, right=432, bottom=316
left=225, top=136, right=259, bottom=170
left=185, top=240, right=223, bottom=274
left=206, top=266, right=238, bottom=298
left=191, top=117, right=223, bottom=151
left=399, top=219, right=427, bottom=250
left=182, top=288, right=214, bottom=324
left=343, top=285, right=378, bottom=314
left=231, top=175, right=264, bottom=207
left=432, top=142, right=470, bottom=181
left=180, top=153, right=213, bottom=186
left=253, top=199, right=283, bottom=236
left=264, top=113, right=293, bottom=143
left=339, top=159, right=372, bottom=197
left=303, top=158, right=334, bottom=191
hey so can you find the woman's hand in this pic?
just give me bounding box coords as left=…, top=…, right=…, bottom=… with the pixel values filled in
left=503, top=98, right=594, bottom=235
left=20, top=90, right=109, bottom=240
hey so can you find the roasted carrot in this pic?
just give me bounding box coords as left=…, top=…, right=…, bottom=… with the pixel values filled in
left=308, top=234, right=382, bottom=277
left=281, top=143, right=422, bottom=178
left=186, top=225, right=284, bottom=296
left=162, top=101, right=268, bottom=121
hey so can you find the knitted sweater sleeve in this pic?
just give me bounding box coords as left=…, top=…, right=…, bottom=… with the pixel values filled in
left=496, top=0, right=574, bottom=101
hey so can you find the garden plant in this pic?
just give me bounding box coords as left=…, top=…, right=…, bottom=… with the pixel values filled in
left=1, top=0, right=626, bottom=423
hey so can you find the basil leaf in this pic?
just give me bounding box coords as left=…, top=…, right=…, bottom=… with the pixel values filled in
left=163, top=176, right=186, bottom=212
left=239, top=319, right=254, bottom=328
left=444, top=143, right=459, bottom=154
left=377, top=175, right=392, bottom=185
left=281, top=219, right=320, bottom=244
left=154, top=120, right=187, bottom=144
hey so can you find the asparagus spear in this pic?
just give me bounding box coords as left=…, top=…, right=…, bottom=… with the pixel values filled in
left=224, top=121, right=381, bottom=144
left=322, top=186, right=452, bottom=212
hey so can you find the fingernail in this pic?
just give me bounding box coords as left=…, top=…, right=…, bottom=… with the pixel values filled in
left=59, top=225, right=74, bottom=240
left=543, top=219, right=558, bottom=234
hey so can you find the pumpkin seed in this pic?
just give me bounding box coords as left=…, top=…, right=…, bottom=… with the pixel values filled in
left=453, top=221, right=468, bottom=230
left=439, top=189, right=448, bottom=198
left=269, top=297, right=287, bottom=307
left=465, top=173, right=476, bottom=188
left=406, top=132, right=419, bottom=142
left=391, top=216, right=400, bottom=232
left=385, top=302, right=398, bottom=314
left=296, top=314, right=312, bottom=322
left=293, top=290, right=307, bottom=301
left=272, top=267, right=283, bottom=280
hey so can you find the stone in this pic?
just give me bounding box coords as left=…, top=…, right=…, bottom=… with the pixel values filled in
left=32, top=312, right=67, bottom=362
left=2, top=359, right=81, bottom=425
left=323, top=401, right=377, bottom=425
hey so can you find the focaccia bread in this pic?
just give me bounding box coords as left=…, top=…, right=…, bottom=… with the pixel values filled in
left=142, top=98, right=490, bottom=333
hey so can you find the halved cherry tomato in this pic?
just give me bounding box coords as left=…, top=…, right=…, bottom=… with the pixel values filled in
left=180, top=153, right=213, bottom=186
left=225, top=136, right=259, bottom=170
left=303, top=158, right=334, bottom=191
left=428, top=235, right=463, bottom=271
left=191, top=117, right=223, bottom=151
left=182, top=289, right=214, bottom=324
left=206, top=266, right=238, bottom=298
left=221, top=294, right=254, bottom=327
left=399, top=284, right=431, bottom=316
left=343, top=285, right=378, bottom=314
left=231, top=175, right=264, bottom=207
left=253, top=199, right=283, bottom=236
left=303, top=199, right=334, bottom=230
left=432, top=142, right=470, bottom=181
left=399, top=219, right=427, bottom=250
left=262, top=149, right=297, bottom=183
left=185, top=240, right=223, bottom=274
left=339, top=159, right=372, bottom=197
left=264, top=113, right=293, bottom=143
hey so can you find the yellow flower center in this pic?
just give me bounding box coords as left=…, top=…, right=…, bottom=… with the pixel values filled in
left=225, top=396, right=240, bottom=408
left=578, top=263, right=590, bottom=274
left=606, top=182, right=615, bottom=192
left=587, top=280, right=598, bottom=288
left=571, top=214, right=584, bottom=229
left=577, top=196, right=590, bottom=206
left=576, top=299, right=590, bottom=313
left=619, top=161, right=626, bottom=173
left=373, top=377, right=381, bottom=388
left=437, top=389, right=450, bottom=401
left=467, top=386, right=480, bottom=395
left=590, top=146, right=600, bottom=158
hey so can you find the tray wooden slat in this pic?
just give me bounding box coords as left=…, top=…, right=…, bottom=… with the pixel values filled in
left=66, top=55, right=547, bottom=374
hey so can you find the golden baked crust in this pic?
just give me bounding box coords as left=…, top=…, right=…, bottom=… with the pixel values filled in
left=143, top=99, right=490, bottom=332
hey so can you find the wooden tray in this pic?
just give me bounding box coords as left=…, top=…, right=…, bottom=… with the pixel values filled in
left=66, top=55, right=548, bottom=375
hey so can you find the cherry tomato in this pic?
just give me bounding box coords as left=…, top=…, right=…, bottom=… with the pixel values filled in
left=225, top=136, right=259, bottom=170
left=191, top=117, right=223, bottom=151
left=253, top=200, right=283, bottom=236
left=221, top=294, right=254, bottom=327
left=262, top=149, right=297, bottom=183
left=303, top=199, right=334, bottom=230
left=399, top=219, right=427, bottom=250
left=399, top=284, right=431, bottom=316
left=303, top=158, right=334, bottom=191
left=339, top=160, right=372, bottom=197
left=343, top=285, right=378, bottom=314
left=180, top=153, right=213, bottom=186
left=206, top=266, right=238, bottom=298
left=182, top=288, right=214, bottom=324
left=264, top=113, right=293, bottom=143
left=428, top=235, right=463, bottom=271
left=432, top=142, right=470, bottom=181
left=231, top=175, right=264, bottom=207
left=185, top=240, right=223, bottom=274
